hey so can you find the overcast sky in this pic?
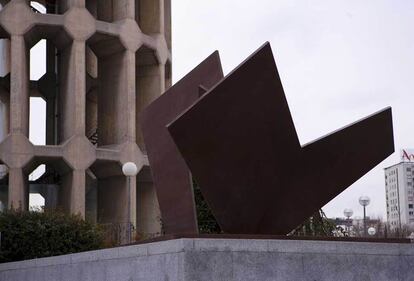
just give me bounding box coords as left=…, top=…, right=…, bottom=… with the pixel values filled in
left=27, top=1, right=414, bottom=219
left=171, top=0, right=414, bottom=220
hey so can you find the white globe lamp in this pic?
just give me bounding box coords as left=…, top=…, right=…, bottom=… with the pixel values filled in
left=359, top=196, right=370, bottom=207
left=368, top=227, right=376, bottom=236
left=122, top=162, right=138, bottom=177
left=343, top=208, right=353, bottom=218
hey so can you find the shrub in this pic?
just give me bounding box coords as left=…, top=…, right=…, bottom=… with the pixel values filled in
left=193, top=181, right=221, bottom=234
left=0, top=210, right=104, bottom=263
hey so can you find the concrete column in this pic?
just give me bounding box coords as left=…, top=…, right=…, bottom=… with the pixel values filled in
left=98, top=50, right=135, bottom=145
left=136, top=0, right=163, bottom=34
left=113, top=0, right=135, bottom=21
left=95, top=0, right=134, bottom=21
left=85, top=47, right=98, bottom=138
left=137, top=179, right=161, bottom=237
left=45, top=29, right=56, bottom=145
left=7, top=35, right=29, bottom=210
left=98, top=175, right=136, bottom=242
left=0, top=102, right=7, bottom=141
left=57, top=40, right=87, bottom=218
left=0, top=38, right=10, bottom=76
left=96, top=0, right=113, bottom=22
left=60, top=170, right=85, bottom=216
left=59, top=41, right=86, bottom=142
left=164, top=0, right=171, bottom=49
left=10, top=35, right=29, bottom=136
left=8, top=168, right=28, bottom=210
left=135, top=59, right=164, bottom=236
left=59, top=0, right=85, bottom=13
left=125, top=50, right=137, bottom=142
left=136, top=63, right=165, bottom=148
left=0, top=37, right=10, bottom=179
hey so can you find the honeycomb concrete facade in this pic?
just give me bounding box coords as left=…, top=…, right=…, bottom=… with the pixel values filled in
left=0, top=0, right=171, bottom=238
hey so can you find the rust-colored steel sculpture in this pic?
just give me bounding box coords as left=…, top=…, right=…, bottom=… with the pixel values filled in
left=140, top=52, right=224, bottom=234
left=168, top=42, right=394, bottom=235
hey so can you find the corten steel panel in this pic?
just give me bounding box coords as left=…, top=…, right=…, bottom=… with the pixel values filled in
left=140, top=52, right=224, bottom=234
left=168, top=42, right=394, bottom=235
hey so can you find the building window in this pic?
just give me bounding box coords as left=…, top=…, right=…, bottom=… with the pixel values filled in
left=409, top=204, right=413, bottom=209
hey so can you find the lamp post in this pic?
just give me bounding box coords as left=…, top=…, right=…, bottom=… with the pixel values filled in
left=122, top=162, right=138, bottom=244
left=359, top=196, right=370, bottom=237
left=343, top=208, right=353, bottom=236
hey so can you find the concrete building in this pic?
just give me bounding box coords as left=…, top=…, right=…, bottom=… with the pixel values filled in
left=384, top=149, right=414, bottom=229
left=0, top=0, right=171, bottom=239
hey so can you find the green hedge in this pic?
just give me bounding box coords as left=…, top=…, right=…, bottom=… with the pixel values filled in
left=0, top=210, right=104, bottom=263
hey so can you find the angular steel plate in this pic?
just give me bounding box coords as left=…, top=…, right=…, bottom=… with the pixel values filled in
left=140, top=52, right=224, bottom=234
left=168, top=43, right=394, bottom=234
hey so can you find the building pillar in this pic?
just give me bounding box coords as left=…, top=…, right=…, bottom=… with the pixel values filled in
left=59, top=0, right=85, bottom=13
left=98, top=175, right=136, bottom=243
left=97, top=49, right=137, bottom=234
left=59, top=41, right=86, bottom=142
left=10, top=35, right=29, bottom=136
left=8, top=168, right=28, bottom=210
left=136, top=61, right=165, bottom=236
left=136, top=0, right=163, bottom=34
left=60, top=170, right=85, bottom=215
left=137, top=169, right=161, bottom=237
left=136, top=63, right=165, bottom=148
left=7, top=35, right=29, bottom=210
left=58, top=40, right=86, bottom=218
left=98, top=50, right=135, bottom=145
left=113, top=0, right=135, bottom=21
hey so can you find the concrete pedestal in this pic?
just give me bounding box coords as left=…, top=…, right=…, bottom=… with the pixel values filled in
left=0, top=238, right=413, bottom=281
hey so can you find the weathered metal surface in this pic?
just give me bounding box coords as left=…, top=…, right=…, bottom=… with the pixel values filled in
left=140, top=52, right=224, bottom=234
left=168, top=42, right=394, bottom=235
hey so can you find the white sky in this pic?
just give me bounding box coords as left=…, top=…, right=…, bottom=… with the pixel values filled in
left=26, top=0, right=414, bottom=219
left=171, top=0, right=414, bottom=220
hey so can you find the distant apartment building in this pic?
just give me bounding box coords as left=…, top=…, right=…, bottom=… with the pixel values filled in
left=384, top=149, right=414, bottom=229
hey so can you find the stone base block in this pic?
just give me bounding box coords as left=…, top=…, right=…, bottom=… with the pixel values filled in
left=0, top=238, right=413, bottom=281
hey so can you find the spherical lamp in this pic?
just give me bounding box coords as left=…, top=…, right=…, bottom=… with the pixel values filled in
left=368, top=227, right=376, bottom=236
left=122, top=162, right=138, bottom=177
left=343, top=208, right=353, bottom=218
left=359, top=196, right=370, bottom=207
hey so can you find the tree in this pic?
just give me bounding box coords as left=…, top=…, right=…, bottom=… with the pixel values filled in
left=193, top=181, right=221, bottom=234
left=290, top=209, right=339, bottom=237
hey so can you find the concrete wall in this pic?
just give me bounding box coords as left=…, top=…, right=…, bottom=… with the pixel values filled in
left=0, top=238, right=413, bottom=281
left=0, top=0, right=171, bottom=238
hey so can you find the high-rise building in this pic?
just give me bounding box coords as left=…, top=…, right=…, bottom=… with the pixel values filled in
left=0, top=0, right=171, bottom=240
left=384, top=149, right=414, bottom=229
